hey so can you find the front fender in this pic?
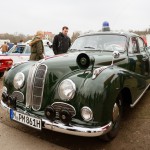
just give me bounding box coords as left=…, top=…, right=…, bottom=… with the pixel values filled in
left=52, top=67, right=122, bottom=126
left=71, top=67, right=121, bottom=125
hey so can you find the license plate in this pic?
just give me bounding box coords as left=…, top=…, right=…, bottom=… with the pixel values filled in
left=10, top=109, right=42, bottom=130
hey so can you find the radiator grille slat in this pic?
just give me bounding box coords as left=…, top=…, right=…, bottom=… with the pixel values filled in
left=26, top=61, right=47, bottom=111
left=32, top=65, right=47, bottom=111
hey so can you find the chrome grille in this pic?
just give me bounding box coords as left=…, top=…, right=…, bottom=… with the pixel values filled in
left=26, top=64, right=38, bottom=108
left=52, top=102, right=76, bottom=118
left=32, top=64, right=47, bottom=111
left=12, top=91, right=24, bottom=102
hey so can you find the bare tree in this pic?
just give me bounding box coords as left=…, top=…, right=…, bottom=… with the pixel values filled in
left=71, top=31, right=81, bottom=43
left=0, top=33, right=33, bottom=43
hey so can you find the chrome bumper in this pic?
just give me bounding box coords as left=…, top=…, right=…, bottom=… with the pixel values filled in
left=1, top=100, right=112, bottom=137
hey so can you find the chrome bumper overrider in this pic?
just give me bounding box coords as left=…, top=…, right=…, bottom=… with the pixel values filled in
left=1, top=100, right=112, bottom=137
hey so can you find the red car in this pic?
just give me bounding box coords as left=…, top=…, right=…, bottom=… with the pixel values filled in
left=0, top=56, right=13, bottom=77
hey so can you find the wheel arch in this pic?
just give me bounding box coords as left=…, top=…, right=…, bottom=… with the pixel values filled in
left=119, top=87, right=132, bottom=108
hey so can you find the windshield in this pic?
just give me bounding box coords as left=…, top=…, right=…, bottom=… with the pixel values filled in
left=8, top=45, right=54, bottom=56
left=70, top=34, right=127, bottom=52
left=8, top=45, right=26, bottom=53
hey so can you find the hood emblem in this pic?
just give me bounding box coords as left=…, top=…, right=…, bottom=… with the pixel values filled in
left=92, top=66, right=109, bottom=80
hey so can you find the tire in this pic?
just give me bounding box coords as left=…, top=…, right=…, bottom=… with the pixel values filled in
left=0, top=72, right=4, bottom=78
left=100, top=94, right=123, bottom=141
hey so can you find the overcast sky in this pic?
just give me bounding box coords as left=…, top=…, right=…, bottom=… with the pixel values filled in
left=0, top=0, right=150, bottom=35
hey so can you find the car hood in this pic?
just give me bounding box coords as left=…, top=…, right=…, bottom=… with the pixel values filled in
left=43, top=51, right=126, bottom=79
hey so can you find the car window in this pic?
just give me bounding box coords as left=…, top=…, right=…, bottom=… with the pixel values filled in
left=8, top=45, right=16, bottom=53
left=24, top=46, right=31, bottom=54
left=138, top=37, right=145, bottom=52
left=8, top=45, right=26, bottom=53
left=70, top=34, right=127, bottom=52
left=128, top=37, right=139, bottom=54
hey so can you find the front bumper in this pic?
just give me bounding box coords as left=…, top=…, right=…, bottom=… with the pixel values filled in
left=1, top=100, right=112, bottom=137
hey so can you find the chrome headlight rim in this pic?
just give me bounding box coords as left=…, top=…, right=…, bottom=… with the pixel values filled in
left=58, top=79, right=76, bottom=101
left=13, top=72, right=25, bottom=90
left=81, top=106, right=93, bottom=121
left=2, top=86, right=7, bottom=93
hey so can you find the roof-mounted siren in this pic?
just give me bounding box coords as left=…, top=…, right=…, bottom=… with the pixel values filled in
left=102, top=21, right=110, bottom=31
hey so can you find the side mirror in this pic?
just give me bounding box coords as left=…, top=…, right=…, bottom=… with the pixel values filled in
left=111, top=51, right=120, bottom=65
left=76, top=53, right=95, bottom=70
left=113, top=51, right=120, bottom=58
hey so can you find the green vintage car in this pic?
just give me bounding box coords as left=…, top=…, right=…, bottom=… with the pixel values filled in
left=1, top=31, right=150, bottom=141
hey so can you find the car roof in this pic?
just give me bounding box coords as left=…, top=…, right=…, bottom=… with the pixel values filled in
left=79, top=31, right=139, bottom=38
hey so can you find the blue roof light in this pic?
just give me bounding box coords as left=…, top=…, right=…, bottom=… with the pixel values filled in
left=103, top=21, right=109, bottom=27
left=102, top=21, right=110, bottom=31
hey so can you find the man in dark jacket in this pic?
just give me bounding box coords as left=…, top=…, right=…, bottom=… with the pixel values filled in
left=53, top=26, right=71, bottom=55
left=29, top=31, right=44, bottom=61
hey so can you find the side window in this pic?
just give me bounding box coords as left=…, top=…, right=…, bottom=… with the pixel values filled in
left=138, top=37, right=145, bottom=52
left=24, top=46, right=31, bottom=53
left=128, top=37, right=139, bottom=54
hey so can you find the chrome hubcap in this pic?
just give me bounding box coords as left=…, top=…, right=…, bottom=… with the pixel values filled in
left=62, top=115, right=66, bottom=120
left=113, top=103, right=120, bottom=122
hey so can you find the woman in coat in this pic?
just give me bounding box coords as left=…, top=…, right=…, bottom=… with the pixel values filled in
left=29, top=31, right=44, bottom=61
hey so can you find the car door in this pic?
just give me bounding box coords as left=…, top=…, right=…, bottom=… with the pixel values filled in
left=128, top=36, right=149, bottom=76
left=137, top=37, right=150, bottom=76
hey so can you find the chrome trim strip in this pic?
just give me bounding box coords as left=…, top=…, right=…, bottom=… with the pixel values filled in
left=43, top=119, right=112, bottom=137
left=32, top=64, right=47, bottom=111
left=26, top=64, right=37, bottom=108
left=26, top=61, right=45, bottom=108
left=51, top=102, right=76, bottom=117
left=1, top=100, right=10, bottom=112
left=130, top=84, right=150, bottom=107
left=1, top=100, right=112, bottom=137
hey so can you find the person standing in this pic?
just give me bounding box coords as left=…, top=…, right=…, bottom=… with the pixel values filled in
left=0, top=42, right=8, bottom=54
left=29, top=31, right=44, bottom=61
left=53, top=26, right=71, bottom=55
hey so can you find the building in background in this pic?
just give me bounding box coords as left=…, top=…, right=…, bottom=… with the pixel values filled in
left=44, top=32, right=54, bottom=42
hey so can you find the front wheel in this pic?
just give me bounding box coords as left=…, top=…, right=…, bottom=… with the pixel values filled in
left=101, top=94, right=123, bottom=141
left=0, top=72, right=4, bottom=78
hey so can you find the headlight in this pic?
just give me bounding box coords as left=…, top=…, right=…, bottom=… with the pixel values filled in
left=13, top=72, right=25, bottom=89
left=58, top=79, right=76, bottom=101
left=81, top=106, right=93, bottom=121
left=2, top=86, right=7, bottom=93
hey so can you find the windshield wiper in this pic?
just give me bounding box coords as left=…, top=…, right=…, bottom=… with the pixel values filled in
left=84, top=46, right=95, bottom=49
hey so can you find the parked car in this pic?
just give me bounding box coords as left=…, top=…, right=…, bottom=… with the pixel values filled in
left=1, top=31, right=150, bottom=141
left=1, top=44, right=54, bottom=64
left=0, top=56, right=13, bottom=77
